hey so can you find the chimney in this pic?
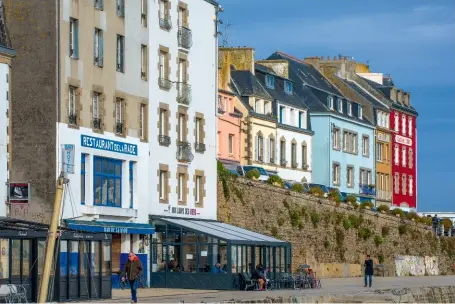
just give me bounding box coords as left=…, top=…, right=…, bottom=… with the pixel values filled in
left=256, top=59, right=289, bottom=78
left=303, top=56, right=320, bottom=70
left=218, top=47, right=255, bottom=74
left=403, top=92, right=410, bottom=106
left=397, top=90, right=403, bottom=104
left=218, top=50, right=232, bottom=90
left=389, top=87, right=397, bottom=102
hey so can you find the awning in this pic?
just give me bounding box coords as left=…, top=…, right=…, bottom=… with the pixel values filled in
left=151, top=216, right=288, bottom=246
left=65, top=219, right=155, bottom=234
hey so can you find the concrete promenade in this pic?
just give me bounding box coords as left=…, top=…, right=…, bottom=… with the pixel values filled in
left=96, top=275, right=455, bottom=303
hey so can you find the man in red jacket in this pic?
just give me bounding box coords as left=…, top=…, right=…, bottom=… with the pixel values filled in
left=121, top=252, right=143, bottom=303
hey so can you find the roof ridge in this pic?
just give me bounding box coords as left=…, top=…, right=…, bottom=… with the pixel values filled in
left=276, top=51, right=307, bottom=65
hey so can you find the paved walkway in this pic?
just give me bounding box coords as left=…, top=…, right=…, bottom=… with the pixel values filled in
left=95, top=275, right=455, bottom=303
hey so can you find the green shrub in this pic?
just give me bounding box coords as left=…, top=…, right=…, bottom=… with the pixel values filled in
left=343, top=219, right=352, bottom=230
left=391, top=208, right=406, bottom=218
left=217, top=160, right=231, bottom=200
left=418, top=216, right=432, bottom=226
left=360, top=201, right=374, bottom=210
left=300, top=207, right=308, bottom=218
left=348, top=214, right=363, bottom=228
left=398, top=224, right=408, bottom=235
left=246, top=169, right=260, bottom=180
left=374, top=235, right=384, bottom=246
left=358, top=227, right=372, bottom=240
left=377, top=204, right=390, bottom=213
left=406, top=211, right=419, bottom=221
left=328, top=190, right=341, bottom=203
left=378, top=254, right=384, bottom=264
left=267, top=175, right=284, bottom=187
left=350, top=201, right=359, bottom=210
left=346, top=194, right=357, bottom=203
left=289, top=209, right=301, bottom=228
left=381, top=226, right=390, bottom=237
left=308, top=186, right=324, bottom=196
left=442, top=218, right=453, bottom=229
left=271, top=226, right=278, bottom=237
left=311, top=211, right=320, bottom=228
left=291, top=183, right=304, bottom=193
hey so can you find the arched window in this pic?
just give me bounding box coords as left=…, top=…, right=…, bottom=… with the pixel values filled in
left=302, top=141, right=308, bottom=170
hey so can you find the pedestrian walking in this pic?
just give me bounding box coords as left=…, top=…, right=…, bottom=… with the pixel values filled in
left=364, top=254, right=373, bottom=288
left=121, top=252, right=143, bottom=303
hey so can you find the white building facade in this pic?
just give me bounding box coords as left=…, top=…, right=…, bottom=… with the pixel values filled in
left=276, top=103, right=313, bottom=183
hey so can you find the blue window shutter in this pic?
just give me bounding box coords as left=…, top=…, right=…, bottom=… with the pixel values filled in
left=299, top=113, right=302, bottom=128
left=99, top=31, right=104, bottom=67
left=74, top=21, right=79, bottom=58
left=279, top=107, right=283, bottom=124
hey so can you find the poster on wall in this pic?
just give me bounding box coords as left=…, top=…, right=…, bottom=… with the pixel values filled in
left=8, top=183, right=30, bottom=204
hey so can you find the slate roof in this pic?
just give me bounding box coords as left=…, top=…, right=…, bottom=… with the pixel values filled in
left=339, top=77, right=390, bottom=112
left=268, top=52, right=374, bottom=127
left=360, top=76, right=418, bottom=115
left=230, top=70, right=272, bottom=101
left=255, top=63, right=278, bottom=77
left=0, top=1, right=12, bottom=48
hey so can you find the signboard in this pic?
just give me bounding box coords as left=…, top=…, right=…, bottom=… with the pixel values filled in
left=81, top=134, right=138, bottom=156
left=61, top=144, right=75, bottom=174
left=395, top=134, right=412, bottom=146
left=168, top=205, right=199, bottom=216
left=8, top=183, right=30, bottom=204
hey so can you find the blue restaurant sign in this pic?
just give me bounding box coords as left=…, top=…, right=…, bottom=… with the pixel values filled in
left=81, top=134, right=138, bottom=156
left=65, top=219, right=155, bottom=235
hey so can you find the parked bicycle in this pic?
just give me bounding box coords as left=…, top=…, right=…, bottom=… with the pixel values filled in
left=116, top=271, right=147, bottom=289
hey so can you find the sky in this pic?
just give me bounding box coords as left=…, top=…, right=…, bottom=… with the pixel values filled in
left=217, top=0, right=455, bottom=212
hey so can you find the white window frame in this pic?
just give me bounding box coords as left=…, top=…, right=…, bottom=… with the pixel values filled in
left=93, top=92, right=99, bottom=119
left=178, top=114, right=185, bottom=142
left=376, top=142, right=383, bottom=162
left=347, top=102, right=352, bottom=116
left=269, top=138, right=275, bottom=162
left=159, top=0, right=165, bottom=19
left=332, top=163, right=340, bottom=185
left=255, top=99, right=260, bottom=113
left=115, top=98, right=122, bottom=123
left=402, top=174, right=407, bottom=195
left=401, top=115, right=406, bottom=135
left=394, top=144, right=399, bottom=165
left=408, top=117, right=413, bottom=137
left=178, top=173, right=184, bottom=202
left=394, top=173, right=399, bottom=194
left=141, top=44, right=148, bottom=80
left=328, top=96, right=334, bottom=110
left=94, top=28, right=100, bottom=62
left=362, top=136, right=369, bottom=157
left=337, top=99, right=343, bottom=113
left=195, top=117, right=202, bottom=144
left=159, top=170, right=166, bottom=200
left=195, top=175, right=202, bottom=203
left=409, top=175, right=413, bottom=196
left=347, top=166, right=354, bottom=188
left=358, top=106, right=363, bottom=119
left=140, top=104, right=145, bottom=140
left=69, top=19, right=76, bottom=57
left=159, top=51, right=165, bottom=79
left=141, top=0, right=147, bottom=27
left=228, top=134, right=233, bottom=155
left=394, top=113, right=399, bottom=132
left=159, top=109, right=166, bottom=136
left=69, top=86, right=76, bottom=116
left=332, top=128, right=340, bottom=150
left=402, top=146, right=406, bottom=167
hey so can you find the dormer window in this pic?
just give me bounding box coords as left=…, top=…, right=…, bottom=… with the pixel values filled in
left=337, top=99, right=343, bottom=113
left=284, top=81, right=293, bottom=95
left=358, top=106, right=363, bottom=119
left=266, top=75, right=275, bottom=89
left=327, top=96, right=334, bottom=110
left=347, top=102, right=352, bottom=116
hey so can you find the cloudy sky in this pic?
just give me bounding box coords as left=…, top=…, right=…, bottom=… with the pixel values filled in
left=218, top=0, right=455, bottom=211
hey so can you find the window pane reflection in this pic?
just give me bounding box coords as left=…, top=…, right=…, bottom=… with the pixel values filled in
left=102, top=242, right=111, bottom=274
left=11, top=240, right=20, bottom=277
left=198, top=244, right=209, bottom=272
left=70, top=241, right=79, bottom=276
left=182, top=244, right=196, bottom=272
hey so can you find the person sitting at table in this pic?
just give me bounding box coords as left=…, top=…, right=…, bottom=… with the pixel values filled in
left=211, top=262, right=226, bottom=273
left=251, top=264, right=266, bottom=290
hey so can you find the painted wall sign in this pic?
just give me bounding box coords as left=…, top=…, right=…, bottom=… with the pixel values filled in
left=81, top=134, right=138, bottom=156
left=395, top=135, right=412, bottom=146
left=168, top=205, right=199, bottom=216
left=61, top=144, right=75, bottom=174
left=8, top=183, right=30, bottom=204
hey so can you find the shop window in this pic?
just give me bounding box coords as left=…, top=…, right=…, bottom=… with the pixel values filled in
left=182, top=244, right=196, bottom=273
left=94, top=156, right=122, bottom=207
left=70, top=241, right=79, bottom=276
left=102, top=241, right=111, bottom=275
left=80, top=241, right=88, bottom=277
left=60, top=240, right=68, bottom=276
left=92, top=241, right=100, bottom=276
left=11, top=239, right=20, bottom=278
left=0, top=239, right=9, bottom=279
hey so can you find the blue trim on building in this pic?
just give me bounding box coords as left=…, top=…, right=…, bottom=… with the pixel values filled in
left=81, top=154, right=86, bottom=205
left=129, top=161, right=134, bottom=208
left=65, top=219, right=155, bottom=234
left=93, top=156, right=122, bottom=207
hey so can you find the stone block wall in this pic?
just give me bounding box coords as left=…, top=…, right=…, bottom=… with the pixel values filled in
left=217, top=178, right=455, bottom=277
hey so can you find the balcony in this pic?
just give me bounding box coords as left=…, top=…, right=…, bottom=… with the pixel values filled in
left=159, top=17, right=172, bottom=30
left=280, top=159, right=287, bottom=167
left=115, top=122, right=124, bottom=135
left=68, top=113, right=77, bottom=126
left=291, top=161, right=298, bottom=169
left=158, top=78, right=172, bottom=90
left=217, top=107, right=225, bottom=114
left=377, top=190, right=392, bottom=201
left=195, top=142, right=206, bottom=153
left=359, top=184, right=376, bottom=196
left=176, top=141, right=194, bottom=163
left=178, top=26, right=192, bottom=49
left=159, top=135, right=171, bottom=147
left=177, top=83, right=191, bottom=105
left=93, top=118, right=102, bottom=130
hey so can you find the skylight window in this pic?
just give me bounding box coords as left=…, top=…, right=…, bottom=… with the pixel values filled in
left=266, top=75, right=275, bottom=89
left=284, top=81, right=293, bottom=95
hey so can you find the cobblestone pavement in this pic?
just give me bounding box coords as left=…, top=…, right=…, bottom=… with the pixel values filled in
left=94, top=275, right=455, bottom=303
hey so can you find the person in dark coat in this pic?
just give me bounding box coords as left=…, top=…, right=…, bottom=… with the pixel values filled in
left=121, top=252, right=143, bottom=303
left=364, top=254, right=374, bottom=287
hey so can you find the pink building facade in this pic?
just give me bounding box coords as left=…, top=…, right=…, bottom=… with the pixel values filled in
left=217, top=90, right=244, bottom=169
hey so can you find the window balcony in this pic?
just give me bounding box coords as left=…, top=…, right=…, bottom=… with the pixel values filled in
left=195, top=142, right=206, bottom=153
left=377, top=190, right=392, bottom=200
left=159, top=135, right=171, bottom=147
left=291, top=161, right=298, bottom=169
left=158, top=77, right=172, bottom=90
left=93, top=118, right=102, bottom=130
left=177, top=83, right=191, bottom=105
left=178, top=26, right=192, bottom=49
left=69, top=113, right=77, bottom=126
left=359, top=184, right=376, bottom=196
left=217, top=107, right=225, bottom=114
left=302, top=163, right=309, bottom=170
left=280, top=159, right=287, bottom=167
left=115, top=122, right=124, bottom=135
left=159, top=17, right=172, bottom=30
left=176, top=141, right=194, bottom=163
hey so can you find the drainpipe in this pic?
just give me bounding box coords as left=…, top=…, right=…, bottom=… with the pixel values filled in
left=214, top=5, right=223, bottom=162
left=56, top=0, right=61, bottom=179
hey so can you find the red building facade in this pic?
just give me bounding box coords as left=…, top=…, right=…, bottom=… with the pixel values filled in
left=390, top=108, right=417, bottom=210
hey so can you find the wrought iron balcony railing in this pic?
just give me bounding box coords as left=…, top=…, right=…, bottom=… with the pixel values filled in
left=302, top=163, right=309, bottom=170
left=176, top=141, right=194, bottom=163
left=115, top=122, right=124, bottom=135
left=177, top=83, right=191, bottom=105
left=158, top=77, right=172, bottom=90
left=68, top=113, right=77, bottom=126
left=269, top=158, right=275, bottom=164
left=280, top=159, right=287, bottom=167
left=159, top=17, right=172, bottom=30
left=291, top=161, right=299, bottom=169
left=359, top=184, right=376, bottom=196
left=178, top=26, right=192, bottom=49
left=93, top=118, right=102, bottom=130
left=159, top=135, right=171, bottom=147
left=195, top=142, right=206, bottom=153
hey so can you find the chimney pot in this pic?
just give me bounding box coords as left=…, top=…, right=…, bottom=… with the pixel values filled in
left=338, top=55, right=342, bottom=60
left=333, top=56, right=337, bottom=60
left=321, top=56, right=324, bottom=60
